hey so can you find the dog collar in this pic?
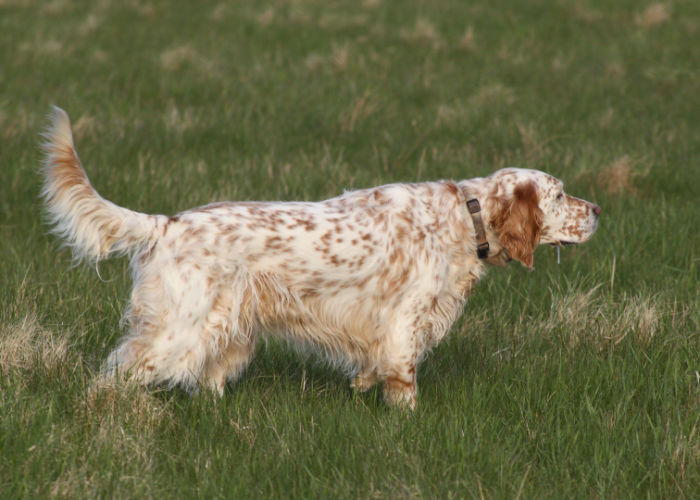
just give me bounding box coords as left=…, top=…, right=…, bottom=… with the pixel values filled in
left=466, top=198, right=489, bottom=259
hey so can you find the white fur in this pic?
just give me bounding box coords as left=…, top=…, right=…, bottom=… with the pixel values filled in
left=41, top=107, right=600, bottom=409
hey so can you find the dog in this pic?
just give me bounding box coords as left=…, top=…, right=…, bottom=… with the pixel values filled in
left=41, top=107, right=600, bottom=409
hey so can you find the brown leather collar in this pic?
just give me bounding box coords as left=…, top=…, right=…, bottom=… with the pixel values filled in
left=466, top=198, right=490, bottom=259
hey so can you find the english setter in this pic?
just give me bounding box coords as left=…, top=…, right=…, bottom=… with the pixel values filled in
left=41, top=107, right=600, bottom=409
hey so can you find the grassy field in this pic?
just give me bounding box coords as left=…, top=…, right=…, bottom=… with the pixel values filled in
left=1, top=0, right=699, bottom=497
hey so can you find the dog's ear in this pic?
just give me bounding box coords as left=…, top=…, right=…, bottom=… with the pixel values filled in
left=490, top=181, right=543, bottom=270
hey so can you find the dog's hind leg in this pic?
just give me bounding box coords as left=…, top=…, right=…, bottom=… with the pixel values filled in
left=104, top=262, right=226, bottom=391
left=202, top=336, right=257, bottom=395
left=200, top=283, right=259, bottom=394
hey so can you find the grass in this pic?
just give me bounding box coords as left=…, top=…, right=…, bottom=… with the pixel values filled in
left=1, top=0, right=699, bottom=497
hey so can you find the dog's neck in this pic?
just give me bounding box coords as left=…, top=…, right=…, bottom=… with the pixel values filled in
left=457, top=178, right=512, bottom=266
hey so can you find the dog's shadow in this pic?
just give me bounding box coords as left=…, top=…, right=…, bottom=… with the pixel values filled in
left=149, top=340, right=381, bottom=408
left=242, top=341, right=383, bottom=407
left=153, top=335, right=481, bottom=411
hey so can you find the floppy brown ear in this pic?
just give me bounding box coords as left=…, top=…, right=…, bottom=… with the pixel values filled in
left=490, top=182, right=543, bottom=270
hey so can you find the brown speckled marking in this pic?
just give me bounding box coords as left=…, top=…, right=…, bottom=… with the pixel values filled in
left=40, top=109, right=598, bottom=411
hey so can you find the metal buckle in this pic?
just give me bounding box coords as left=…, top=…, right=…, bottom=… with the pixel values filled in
left=477, top=241, right=489, bottom=259
left=466, top=198, right=481, bottom=214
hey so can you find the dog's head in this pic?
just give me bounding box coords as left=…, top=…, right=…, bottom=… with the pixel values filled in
left=485, top=168, right=600, bottom=269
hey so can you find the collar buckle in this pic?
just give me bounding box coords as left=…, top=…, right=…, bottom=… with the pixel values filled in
left=477, top=241, right=490, bottom=259
left=466, top=198, right=481, bottom=214
left=466, top=198, right=489, bottom=259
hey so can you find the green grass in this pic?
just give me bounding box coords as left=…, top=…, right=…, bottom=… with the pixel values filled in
left=1, top=0, right=699, bottom=497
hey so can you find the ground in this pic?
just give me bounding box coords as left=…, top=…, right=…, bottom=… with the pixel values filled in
left=0, top=0, right=698, bottom=497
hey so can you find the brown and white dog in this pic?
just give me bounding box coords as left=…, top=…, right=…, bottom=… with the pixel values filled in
left=41, top=107, right=600, bottom=409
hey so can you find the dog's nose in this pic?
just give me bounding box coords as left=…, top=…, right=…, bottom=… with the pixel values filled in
left=592, top=204, right=601, bottom=216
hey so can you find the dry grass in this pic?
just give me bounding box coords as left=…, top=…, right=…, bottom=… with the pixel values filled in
left=0, top=318, right=171, bottom=498
left=303, top=43, right=355, bottom=73
left=44, top=365, right=172, bottom=497
left=0, top=316, right=167, bottom=496
left=605, top=61, right=626, bottom=81
left=0, top=315, right=73, bottom=375
left=401, top=18, right=443, bottom=50
left=2, top=0, right=698, bottom=495
left=209, top=2, right=229, bottom=22
left=517, top=122, right=544, bottom=162
left=435, top=83, right=516, bottom=128
left=0, top=107, right=35, bottom=140
left=80, top=378, right=172, bottom=435
left=635, top=3, right=671, bottom=28
left=42, top=0, right=69, bottom=14
left=160, top=44, right=214, bottom=73
left=73, top=113, right=99, bottom=140
left=598, top=108, right=616, bottom=129
left=572, top=5, right=602, bottom=23
left=458, top=26, right=477, bottom=52
left=78, top=13, right=102, bottom=36
left=435, top=104, right=459, bottom=127
left=163, top=105, right=201, bottom=135
left=596, top=155, right=647, bottom=195
left=287, top=7, right=313, bottom=26
left=0, top=312, right=170, bottom=497
left=544, top=287, right=667, bottom=349
left=48, top=423, right=158, bottom=498
left=303, top=53, right=326, bottom=72
left=318, top=13, right=368, bottom=30
left=473, top=83, right=516, bottom=107
left=341, top=90, right=377, bottom=133
left=256, top=6, right=275, bottom=27
left=49, top=381, right=170, bottom=498
left=19, top=38, right=64, bottom=56
left=91, top=48, right=109, bottom=63
left=331, top=43, right=350, bottom=72
left=160, top=45, right=198, bottom=71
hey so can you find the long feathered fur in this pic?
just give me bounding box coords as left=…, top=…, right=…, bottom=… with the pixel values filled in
left=40, top=106, right=162, bottom=264
left=40, top=107, right=600, bottom=409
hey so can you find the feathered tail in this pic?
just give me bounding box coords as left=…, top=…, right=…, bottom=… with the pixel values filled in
left=40, top=107, right=163, bottom=263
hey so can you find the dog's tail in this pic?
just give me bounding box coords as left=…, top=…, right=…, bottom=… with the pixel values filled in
left=41, top=107, right=164, bottom=264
